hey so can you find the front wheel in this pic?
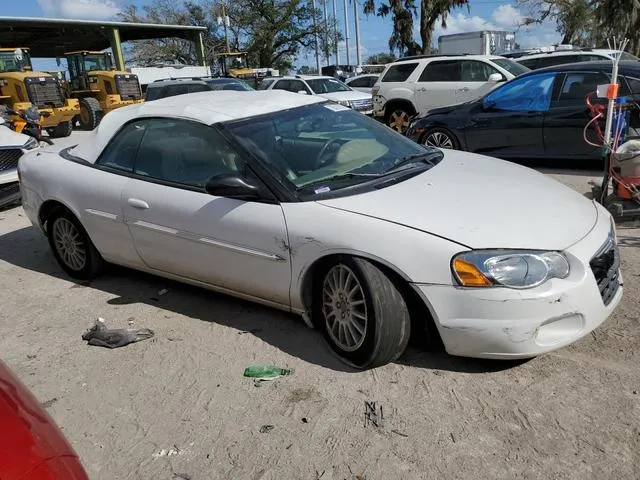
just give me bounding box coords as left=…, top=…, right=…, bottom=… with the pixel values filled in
left=78, top=97, right=102, bottom=130
left=315, top=257, right=411, bottom=369
left=421, top=128, right=459, bottom=150
left=47, top=209, right=105, bottom=280
left=386, top=108, right=413, bottom=134
left=47, top=120, right=73, bottom=138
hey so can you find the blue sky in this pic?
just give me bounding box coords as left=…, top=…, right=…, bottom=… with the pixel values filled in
left=5, top=0, right=561, bottom=70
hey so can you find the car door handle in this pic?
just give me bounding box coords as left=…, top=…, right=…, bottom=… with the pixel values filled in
left=416, top=87, right=427, bottom=92
left=456, top=87, right=470, bottom=93
left=127, top=198, right=149, bottom=209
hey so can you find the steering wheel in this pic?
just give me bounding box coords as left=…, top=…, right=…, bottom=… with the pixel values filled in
left=315, top=138, right=344, bottom=169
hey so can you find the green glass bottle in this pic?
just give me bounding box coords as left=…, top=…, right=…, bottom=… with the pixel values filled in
left=243, top=365, right=294, bottom=379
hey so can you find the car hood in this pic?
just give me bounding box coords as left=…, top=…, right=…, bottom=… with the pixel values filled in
left=317, top=151, right=597, bottom=250
left=317, top=90, right=372, bottom=102
left=0, top=126, right=31, bottom=149
left=418, top=101, right=473, bottom=119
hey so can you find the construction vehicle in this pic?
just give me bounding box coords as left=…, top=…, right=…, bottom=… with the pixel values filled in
left=0, top=48, right=79, bottom=138
left=216, top=52, right=279, bottom=87
left=62, top=50, right=144, bottom=130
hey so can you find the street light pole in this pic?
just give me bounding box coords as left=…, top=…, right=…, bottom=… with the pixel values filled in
left=353, top=0, right=361, bottom=67
left=221, top=3, right=230, bottom=54
left=343, top=0, right=350, bottom=67
left=332, top=0, right=339, bottom=65
left=323, top=0, right=330, bottom=66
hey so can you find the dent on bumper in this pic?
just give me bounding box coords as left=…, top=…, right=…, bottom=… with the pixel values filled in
left=412, top=211, right=623, bottom=359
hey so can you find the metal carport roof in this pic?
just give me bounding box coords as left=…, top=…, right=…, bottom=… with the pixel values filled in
left=0, top=16, right=207, bottom=59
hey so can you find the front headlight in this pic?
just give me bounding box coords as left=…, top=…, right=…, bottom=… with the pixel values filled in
left=452, top=250, right=570, bottom=289
left=23, top=136, right=38, bottom=150
left=337, top=100, right=351, bottom=108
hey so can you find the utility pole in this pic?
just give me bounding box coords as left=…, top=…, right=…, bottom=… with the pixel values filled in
left=332, top=0, right=339, bottom=65
left=311, top=0, right=321, bottom=73
left=353, top=0, right=361, bottom=67
left=343, top=0, right=350, bottom=67
left=221, top=3, right=230, bottom=53
left=323, top=0, right=330, bottom=66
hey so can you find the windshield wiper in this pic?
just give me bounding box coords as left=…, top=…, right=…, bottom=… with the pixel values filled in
left=300, top=172, right=382, bottom=191
left=383, top=152, right=441, bottom=174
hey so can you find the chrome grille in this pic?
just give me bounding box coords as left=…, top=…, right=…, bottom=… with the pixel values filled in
left=590, top=231, right=621, bottom=306
left=350, top=98, right=373, bottom=111
left=115, top=75, right=142, bottom=100
left=0, top=149, right=22, bottom=172
left=24, top=77, right=64, bottom=108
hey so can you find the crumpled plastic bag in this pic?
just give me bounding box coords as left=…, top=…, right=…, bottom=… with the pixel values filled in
left=82, top=318, right=154, bottom=349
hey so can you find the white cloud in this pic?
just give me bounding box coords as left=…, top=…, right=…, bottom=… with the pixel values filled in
left=492, top=5, right=523, bottom=29
left=37, top=0, right=121, bottom=20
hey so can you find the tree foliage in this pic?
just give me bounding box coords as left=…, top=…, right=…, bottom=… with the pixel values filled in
left=366, top=52, right=397, bottom=64
left=363, top=0, right=469, bottom=55
left=119, top=0, right=336, bottom=72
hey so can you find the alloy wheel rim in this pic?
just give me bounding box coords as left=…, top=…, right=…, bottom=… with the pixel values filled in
left=389, top=111, right=410, bottom=133
left=52, top=218, right=86, bottom=271
left=425, top=131, right=454, bottom=149
left=322, top=264, right=368, bottom=352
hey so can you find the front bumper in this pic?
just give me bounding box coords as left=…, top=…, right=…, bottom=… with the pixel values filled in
left=372, top=94, right=386, bottom=118
left=412, top=207, right=623, bottom=359
left=103, top=95, right=144, bottom=112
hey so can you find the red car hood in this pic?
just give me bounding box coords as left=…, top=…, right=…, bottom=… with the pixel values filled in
left=0, top=360, right=88, bottom=479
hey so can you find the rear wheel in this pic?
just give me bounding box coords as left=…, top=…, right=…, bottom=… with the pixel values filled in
left=47, top=120, right=73, bottom=138
left=385, top=106, right=414, bottom=134
left=47, top=208, right=104, bottom=280
left=421, top=128, right=459, bottom=150
left=315, top=257, right=411, bottom=369
left=78, top=97, right=102, bottom=130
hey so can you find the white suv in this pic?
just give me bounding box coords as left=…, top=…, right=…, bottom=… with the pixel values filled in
left=372, top=54, right=529, bottom=132
left=259, top=75, right=373, bottom=114
left=514, top=49, right=640, bottom=70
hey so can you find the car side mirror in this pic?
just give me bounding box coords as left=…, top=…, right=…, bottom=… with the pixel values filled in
left=297, top=90, right=308, bottom=95
left=482, top=100, right=496, bottom=111
left=488, top=73, right=506, bottom=83
left=204, top=173, right=263, bottom=200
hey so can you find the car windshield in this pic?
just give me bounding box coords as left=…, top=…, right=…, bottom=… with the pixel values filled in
left=617, top=51, right=640, bottom=62
left=82, top=53, right=113, bottom=71
left=224, top=103, right=441, bottom=194
left=493, top=58, right=530, bottom=76
left=306, top=78, right=352, bottom=93
left=206, top=79, right=254, bottom=91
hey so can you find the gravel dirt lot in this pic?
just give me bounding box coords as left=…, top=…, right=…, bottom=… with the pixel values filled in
left=1, top=133, right=639, bottom=480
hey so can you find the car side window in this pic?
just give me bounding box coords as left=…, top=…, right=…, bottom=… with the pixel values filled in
left=518, top=58, right=538, bottom=70
left=348, top=77, right=367, bottom=87
left=288, top=80, right=310, bottom=93
left=483, top=72, right=556, bottom=112
left=459, top=60, right=499, bottom=82
left=272, top=80, right=291, bottom=91
left=554, top=72, right=609, bottom=106
left=133, top=118, right=243, bottom=189
left=164, top=84, right=192, bottom=98
left=621, top=76, right=640, bottom=96
left=145, top=87, right=162, bottom=101
left=381, top=63, right=418, bottom=82
left=258, top=78, right=275, bottom=90
left=418, top=60, right=460, bottom=82
left=96, top=120, right=149, bottom=172
left=188, top=83, right=210, bottom=94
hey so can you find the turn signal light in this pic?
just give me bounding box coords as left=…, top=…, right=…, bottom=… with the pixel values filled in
left=452, top=258, right=492, bottom=286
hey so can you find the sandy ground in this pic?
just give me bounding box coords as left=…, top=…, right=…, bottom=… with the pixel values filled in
left=1, top=135, right=640, bottom=479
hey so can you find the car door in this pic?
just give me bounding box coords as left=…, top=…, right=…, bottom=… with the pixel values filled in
left=455, top=60, right=504, bottom=103
left=84, top=119, right=149, bottom=266
left=121, top=117, right=292, bottom=307
left=543, top=71, right=610, bottom=159
left=414, top=60, right=458, bottom=111
left=463, top=72, right=555, bottom=157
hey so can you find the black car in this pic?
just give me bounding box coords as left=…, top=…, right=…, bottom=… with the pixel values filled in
left=406, top=61, right=640, bottom=160
left=144, top=77, right=254, bottom=102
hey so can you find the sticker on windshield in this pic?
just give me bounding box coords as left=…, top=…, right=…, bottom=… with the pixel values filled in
left=324, top=103, right=349, bottom=112
left=314, top=186, right=331, bottom=194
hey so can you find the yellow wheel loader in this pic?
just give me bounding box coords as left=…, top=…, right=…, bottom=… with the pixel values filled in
left=0, top=48, right=80, bottom=138
left=217, top=52, right=279, bottom=88
left=63, top=51, right=144, bottom=130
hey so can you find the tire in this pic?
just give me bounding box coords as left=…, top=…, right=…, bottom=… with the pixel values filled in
left=47, top=208, right=105, bottom=280
left=385, top=105, right=414, bottom=134
left=78, top=97, right=102, bottom=130
left=314, top=257, right=411, bottom=369
left=421, top=127, right=459, bottom=150
left=47, top=120, right=73, bottom=138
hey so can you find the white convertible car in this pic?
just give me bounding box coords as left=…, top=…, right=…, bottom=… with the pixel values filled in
left=18, top=91, right=622, bottom=368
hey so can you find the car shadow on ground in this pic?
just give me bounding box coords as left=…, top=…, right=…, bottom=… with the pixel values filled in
left=0, top=223, right=523, bottom=374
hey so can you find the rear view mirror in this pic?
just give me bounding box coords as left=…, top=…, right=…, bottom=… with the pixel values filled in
left=204, top=173, right=262, bottom=200
left=488, top=73, right=505, bottom=82
left=297, top=90, right=308, bottom=95
left=482, top=100, right=496, bottom=111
